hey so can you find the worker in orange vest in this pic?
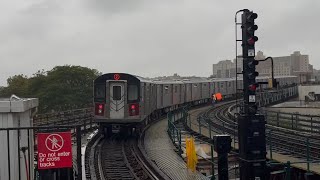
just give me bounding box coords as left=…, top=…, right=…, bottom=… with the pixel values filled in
left=216, top=93, right=222, bottom=101
left=211, top=93, right=216, bottom=106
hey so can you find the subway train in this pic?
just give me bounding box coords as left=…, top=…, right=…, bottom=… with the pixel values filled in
left=93, top=73, right=298, bottom=135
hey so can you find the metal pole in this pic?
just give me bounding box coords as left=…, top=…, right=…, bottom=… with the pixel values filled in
left=76, top=126, right=82, bottom=180
left=211, top=145, right=215, bottom=180
left=179, top=130, right=182, bottom=156
left=291, top=114, right=294, bottom=130
left=21, top=147, right=30, bottom=180
left=209, top=123, right=215, bottom=180
left=7, top=130, right=11, bottom=180
left=269, top=130, right=273, bottom=160
left=27, top=130, right=31, bottom=180
left=198, top=117, right=201, bottom=134
left=209, top=120, right=212, bottom=139
left=310, top=117, right=313, bottom=133
left=306, top=137, right=310, bottom=172
left=173, top=127, right=175, bottom=143
left=285, top=161, right=291, bottom=180
left=18, top=130, right=21, bottom=180
left=90, top=118, right=92, bottom=130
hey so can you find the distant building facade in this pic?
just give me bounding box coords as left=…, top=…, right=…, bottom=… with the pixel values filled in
left=212, top=51, right=313, bottom=83
left=256, top=51, right=312, bottom=83
left=312, top=69, right=320, bottom=82
left=212, top=59, right=242, bottom=78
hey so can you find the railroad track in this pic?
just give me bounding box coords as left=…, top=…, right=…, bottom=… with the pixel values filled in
left=202, top=102, right=320, bottom=161
left=85, top=133, right=163, bottom=180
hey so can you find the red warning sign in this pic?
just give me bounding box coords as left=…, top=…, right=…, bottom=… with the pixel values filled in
left=37, top=132, right=73, bottom=169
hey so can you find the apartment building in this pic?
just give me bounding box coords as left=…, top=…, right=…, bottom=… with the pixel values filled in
left=213, top=51, right=312, bottom=83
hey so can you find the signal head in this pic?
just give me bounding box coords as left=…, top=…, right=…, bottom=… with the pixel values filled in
left=248, top=60, right=259, bottom=68
left=247, top=36, right=258, bottom=45
left=247, top=12, right=258, bottom=21
left=248, top=72, right=259, bottom=79
left=248, top=25, right=258, bottom=32
left=248, top=84, right=258, bottom=91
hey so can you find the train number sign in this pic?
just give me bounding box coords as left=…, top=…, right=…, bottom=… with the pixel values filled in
left=37, top=132, right=72, bottom=169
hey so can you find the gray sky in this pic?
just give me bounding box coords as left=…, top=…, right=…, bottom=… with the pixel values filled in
left=0, top=0, right=319, bottom=86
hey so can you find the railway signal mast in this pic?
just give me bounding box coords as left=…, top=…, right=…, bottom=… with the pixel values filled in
left=238, top=9, right=268, bottom=180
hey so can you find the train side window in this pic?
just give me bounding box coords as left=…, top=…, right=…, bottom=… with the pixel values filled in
left=113, top=86, right=121, bottom=100
left=128, top=85, right=138, bottom=101
left=164, top=86, right=169, bottom=94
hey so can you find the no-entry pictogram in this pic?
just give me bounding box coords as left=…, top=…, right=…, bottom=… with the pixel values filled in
left=45, top=134, right=64, bottom=152
left=37, top=132, right=72, bottom=169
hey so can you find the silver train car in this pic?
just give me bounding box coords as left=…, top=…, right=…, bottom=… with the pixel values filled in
left=93, top=73, right=298, bottom=135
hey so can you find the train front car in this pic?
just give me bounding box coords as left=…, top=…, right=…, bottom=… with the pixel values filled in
left=93, top=73, right=142, bottom=136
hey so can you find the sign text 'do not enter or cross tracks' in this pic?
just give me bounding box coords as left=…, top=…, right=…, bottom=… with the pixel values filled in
left=37, top=132, right=73, bottom=169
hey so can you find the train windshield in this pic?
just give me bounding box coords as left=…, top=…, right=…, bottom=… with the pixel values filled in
left=94, top=84, right=105, bottom=100
left=128, top=85, right=138, bottom=101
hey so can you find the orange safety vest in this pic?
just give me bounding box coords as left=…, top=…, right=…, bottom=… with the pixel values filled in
left=215, top=93, right=222, bottom=101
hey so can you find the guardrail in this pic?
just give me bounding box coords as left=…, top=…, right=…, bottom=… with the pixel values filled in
left=265, top=111, right=320, bottom=134
left=167, top=110, right=184, bottom=156
left=228, top=85, right=320, bottom=134
left=34, top=108, right=93, bottom=126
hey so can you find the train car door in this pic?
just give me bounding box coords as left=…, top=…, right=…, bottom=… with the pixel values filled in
left=109, top=81, right=125, bottom=119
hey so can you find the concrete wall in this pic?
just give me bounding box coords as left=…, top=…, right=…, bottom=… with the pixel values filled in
left=0, top=98, right=38, bottom=180
left=298, top=85, right=320, bottom=100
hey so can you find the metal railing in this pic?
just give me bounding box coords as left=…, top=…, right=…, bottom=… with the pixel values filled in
left=167, top=110, right=183, bottom=156
left=265, top=111, right=320, bottom=133
left=33, top=108, right=93, bottom=127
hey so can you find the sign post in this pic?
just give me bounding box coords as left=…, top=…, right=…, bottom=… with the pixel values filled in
left=37, top=132, right=73, bottom=169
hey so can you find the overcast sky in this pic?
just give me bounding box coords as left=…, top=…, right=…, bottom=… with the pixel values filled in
left=0, top=0, right=319, bottom=86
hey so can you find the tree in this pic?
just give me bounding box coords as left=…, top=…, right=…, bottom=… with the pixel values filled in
left=42, top=65, right=100, bottom=112
left=0, top=65, right=100, bottom=113
left=1, top=74, right=30, bottom=97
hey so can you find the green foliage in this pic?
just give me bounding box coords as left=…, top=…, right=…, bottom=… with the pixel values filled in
left=0, top=65, right=101, bottom=113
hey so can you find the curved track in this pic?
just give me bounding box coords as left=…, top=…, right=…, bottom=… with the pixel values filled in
left=204, top=102, right=320, bottom=161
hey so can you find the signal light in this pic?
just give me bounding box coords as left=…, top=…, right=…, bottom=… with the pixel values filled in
left=248, top=84, right=257, bottom=91
left=247, top=25, right=258, bottom=33
left=247, top=36, right=258, bottom=45
left=248, top=60, right=259, bottom=68
left=131, top=104, right=136, bottom=110
left=248, top=72, right=259, bottom=79
left=247, top=12, right=258, bottom=21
